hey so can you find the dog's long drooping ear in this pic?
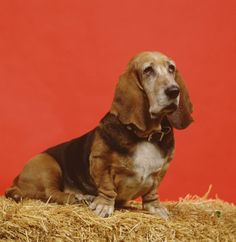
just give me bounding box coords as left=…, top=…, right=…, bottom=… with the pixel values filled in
left=167, top=71, right=193, bottom=129
left=110, top=68, right=149, bottom=131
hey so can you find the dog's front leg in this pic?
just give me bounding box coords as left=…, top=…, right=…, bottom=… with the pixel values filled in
left=142, top=164, right=170, bottom=220
left=142, top=184, right=169, bottom=220
left=143, top=160, right=172, bottom=219
left=89, top=158, right=116, bottom=218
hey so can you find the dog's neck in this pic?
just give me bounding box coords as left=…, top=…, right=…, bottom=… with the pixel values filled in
left=125, top=115, right=172, bottom=143
left=131, top=116, right=163, bottom=138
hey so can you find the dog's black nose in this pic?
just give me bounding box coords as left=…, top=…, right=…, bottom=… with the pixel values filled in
left=165, top=86, right=180, bottom=99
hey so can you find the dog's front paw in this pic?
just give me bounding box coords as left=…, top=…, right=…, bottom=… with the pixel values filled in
left=89, top=196, right=114, bottom=218
left=143, top=201, right=169, bottom=220
left=75, top=194, right=95, bottom=204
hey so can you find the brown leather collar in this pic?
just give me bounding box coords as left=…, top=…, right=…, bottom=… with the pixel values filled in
left=126, top=124, right=171, bottom=142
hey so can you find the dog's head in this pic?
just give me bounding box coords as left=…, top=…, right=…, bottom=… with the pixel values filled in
left=111, top=51, right=193, bottom=131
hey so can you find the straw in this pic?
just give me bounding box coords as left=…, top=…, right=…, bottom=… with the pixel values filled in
left=0, top=192, right=235, bottom=241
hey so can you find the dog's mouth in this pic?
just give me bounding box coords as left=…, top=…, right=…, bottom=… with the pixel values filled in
left=150, top=103, right=177, bottom=119
left=163, top=103, right=178, bottom=113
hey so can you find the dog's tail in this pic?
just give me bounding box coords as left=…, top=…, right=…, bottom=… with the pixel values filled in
left=5, top=177, right=23, bottom=202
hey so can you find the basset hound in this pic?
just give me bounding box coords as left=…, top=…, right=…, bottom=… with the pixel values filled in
left=5, top=51, right=193, bottom=219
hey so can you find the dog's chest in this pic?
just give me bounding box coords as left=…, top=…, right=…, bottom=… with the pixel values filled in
left=116, top=141, right=167, bottom=200
left=133, top=141, right=165, bottom=180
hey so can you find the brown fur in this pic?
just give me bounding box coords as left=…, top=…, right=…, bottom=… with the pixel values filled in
left=5, top=51, right=193, bottom=218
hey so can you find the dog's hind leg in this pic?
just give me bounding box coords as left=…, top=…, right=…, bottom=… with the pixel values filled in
left=5, top=153, right=78, bottom=204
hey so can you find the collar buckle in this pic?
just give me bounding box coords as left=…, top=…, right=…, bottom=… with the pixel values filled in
left=148, top=131, right=165, bottom=142
left=126, top=124, right=171, bottom=142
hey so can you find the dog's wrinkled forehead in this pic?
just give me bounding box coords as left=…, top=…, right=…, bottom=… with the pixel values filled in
left=129, top=51, right=176, bottom=73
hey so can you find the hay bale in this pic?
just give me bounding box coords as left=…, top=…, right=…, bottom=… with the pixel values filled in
left=0, top=194, right=235, bottom=241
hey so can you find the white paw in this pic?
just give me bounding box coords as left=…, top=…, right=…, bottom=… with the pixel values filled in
left=89, top=198, right=114, bottom=218
left=75, top=194, right=95, bottom=204
left=144, top=203, right=169, bottom=220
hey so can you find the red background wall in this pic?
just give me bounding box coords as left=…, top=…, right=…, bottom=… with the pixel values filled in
left=0, top=0, right=235, bottom=203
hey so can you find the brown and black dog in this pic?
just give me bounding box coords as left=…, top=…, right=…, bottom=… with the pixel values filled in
left=5, top=51, right=193, bottom=218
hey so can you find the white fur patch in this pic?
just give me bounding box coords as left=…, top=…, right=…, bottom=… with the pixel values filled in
left=133, top=141, right=166, bottom=181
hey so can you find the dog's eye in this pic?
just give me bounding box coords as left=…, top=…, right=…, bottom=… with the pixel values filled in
left=143, top=66, right=155, bottom=76
left=168, top=64, right=176, bottom=74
